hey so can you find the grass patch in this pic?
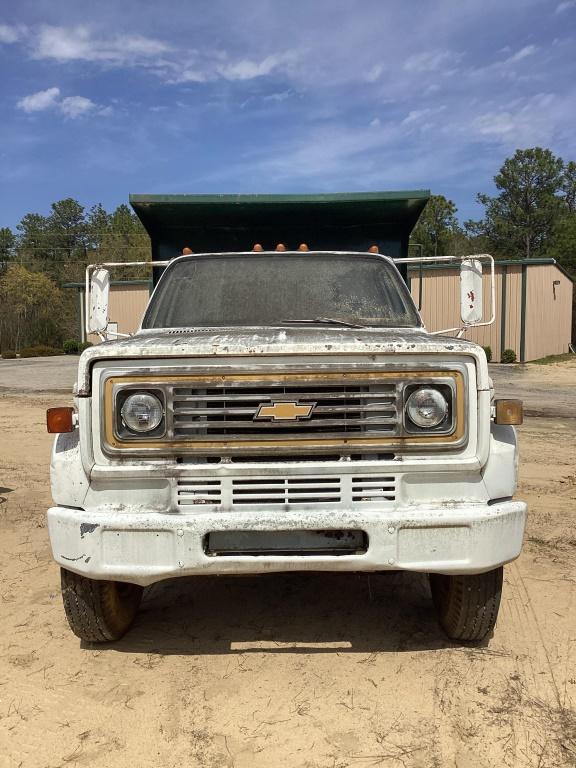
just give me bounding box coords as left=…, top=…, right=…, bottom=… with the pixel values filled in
left=529, top=353, right=575, bottom=365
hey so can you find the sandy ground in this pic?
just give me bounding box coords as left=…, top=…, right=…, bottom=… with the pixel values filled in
left=0, top=360, right=575, bottom=768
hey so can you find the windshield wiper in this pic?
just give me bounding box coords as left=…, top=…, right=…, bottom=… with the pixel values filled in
left=281, top=317, right=365, bottom=329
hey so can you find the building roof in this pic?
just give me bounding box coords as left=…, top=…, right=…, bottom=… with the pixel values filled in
left=129, top=190, right=430, bottom=262
left=407, top=257, right=574, bottom=281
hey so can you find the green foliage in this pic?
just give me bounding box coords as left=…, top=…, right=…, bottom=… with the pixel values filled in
left=501, top=348, right=517, bottom=364
left=482, top=345, right=492, bottom=362
left=0, top=227, right=16, bottom=272
left=473, top=148, right=564, bottom=259
left=1, top=197, right=153, bottom=349
left=63, top=339, right=80, bottom=354
left=0, top=265, right=65, bottom=352
left=410, top=194, right=461, bottom=257
left=529, top=352, right=575, bottom=365
left=561, top=161, right=576, bottom=214
left=1, top=350, right=16, bottom=359
left=13, top=198, right=150, bottom=284
left=548, top=214, right=576, bottom=276
left=468, top=148, right=576, bottom=276
left=62, top=339, right=92, bottom=354
left=19, top=345, right=63, bottom=357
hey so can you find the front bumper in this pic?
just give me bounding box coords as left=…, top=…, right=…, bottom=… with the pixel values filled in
left=47, top=501, right=527, bottom=586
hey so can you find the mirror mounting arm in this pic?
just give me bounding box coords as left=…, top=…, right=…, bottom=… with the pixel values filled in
left=396, top=254, right=496, bottom=337
left=85, top=260, right=171, bottom=341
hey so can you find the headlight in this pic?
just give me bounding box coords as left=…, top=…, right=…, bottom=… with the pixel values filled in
left=405, top=388, right=448, bottom=428
left=121, top=392, right=163, bottom=433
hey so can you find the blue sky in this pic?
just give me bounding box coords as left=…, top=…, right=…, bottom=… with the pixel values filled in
left=1, top=0, right=575, bottom=230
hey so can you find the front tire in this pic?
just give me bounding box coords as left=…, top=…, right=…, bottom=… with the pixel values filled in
left=429, top=566, right=503, bottom=642
left=60, top=568, right=143, bottom=642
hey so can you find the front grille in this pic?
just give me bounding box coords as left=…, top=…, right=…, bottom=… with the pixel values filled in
left=175, top=474, right=396, bottom=509
left=172, top=381, right=400, bottom=441
left=104, top=368, right=464, bottom=456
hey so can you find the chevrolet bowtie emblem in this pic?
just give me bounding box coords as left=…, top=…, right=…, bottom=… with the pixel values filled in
left=255, top=401, right=316, bottom=421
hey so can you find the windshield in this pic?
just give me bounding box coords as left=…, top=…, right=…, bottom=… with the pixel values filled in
left=142, top=253, right=420, bottom=329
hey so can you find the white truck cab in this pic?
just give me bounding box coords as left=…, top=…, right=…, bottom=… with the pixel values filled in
left=46, top=193, right=526, bottom=644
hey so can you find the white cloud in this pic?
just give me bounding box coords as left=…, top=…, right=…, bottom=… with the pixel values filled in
left=402, top=106, right=446, bottom=126
left=364, top=64, right=383, bottom=83
left=506, top=44, right=537, bottom=63
left=217, top=54, right=283, bottom=81
left=555, top=1, right=576, bottom=12
left=167, top=50, right=299, bottom=84
left=404, top=49, right=460, bottom=73
left=0, top=23, right=24, bottom=44
left=31, top=25, right=170, bottom=65
left=17, top=87, right=61, bottom=113
left=23, top=25, right=300, bottom=85
left=469, top=44, right=540, bottom=82
left=263, top=90, right=293, bottom=103
left=174, top=68, right=210, bottom=84
left=60, top=95, right=97, bottom=118
left=402, top=108, right=431, bottom=125
left=17, top=87, right=102, bottom=119
left=469, top=92, right=561, bottom=145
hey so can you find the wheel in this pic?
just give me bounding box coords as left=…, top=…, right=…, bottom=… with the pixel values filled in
left=429, top=566, right=503, bottom=642
left=60, top=568, right=143, bottom=642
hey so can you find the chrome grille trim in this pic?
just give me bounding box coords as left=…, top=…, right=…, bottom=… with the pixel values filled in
left=171, top=382, right=401, bottom=440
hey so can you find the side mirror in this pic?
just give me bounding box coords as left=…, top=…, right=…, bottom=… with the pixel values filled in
left=87, top=268, right=110, bottom=334
left=460, top=258, right=483, bottom=324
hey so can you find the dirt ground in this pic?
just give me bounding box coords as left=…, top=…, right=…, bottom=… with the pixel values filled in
left=0, top=360, right=575, bottom=768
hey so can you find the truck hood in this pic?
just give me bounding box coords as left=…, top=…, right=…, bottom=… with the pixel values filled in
left=77, top=327, right=488, bottom=394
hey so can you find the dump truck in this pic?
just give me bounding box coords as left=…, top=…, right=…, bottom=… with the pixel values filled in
left=46, top=191, right=526, bottom=643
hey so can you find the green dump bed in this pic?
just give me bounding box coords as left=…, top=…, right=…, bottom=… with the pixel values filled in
left=130, top=191, right=429, bottom=276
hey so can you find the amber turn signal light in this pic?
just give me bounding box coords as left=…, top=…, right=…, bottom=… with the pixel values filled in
left=47, top=407, right=75, bottom=434
left=494, top=399, right=523, bottom=425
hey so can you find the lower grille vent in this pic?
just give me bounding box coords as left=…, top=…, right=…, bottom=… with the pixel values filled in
left=175, top=475, right=396, bottom=508
left=177, top=479, right=222, bottom=505
left=352, top=476, right=396, bottom=502
left=232, top=477, right=341, bottom=505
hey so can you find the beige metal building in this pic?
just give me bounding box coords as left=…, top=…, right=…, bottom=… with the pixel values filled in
left=66, top=259, right=573, bottom=362
left=409, top=259, right=574, bottom=361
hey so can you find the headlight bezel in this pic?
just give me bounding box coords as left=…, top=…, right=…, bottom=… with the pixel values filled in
left=116, top=388, right=166, bottom=439
left=402, top=382, right=455, bottom=435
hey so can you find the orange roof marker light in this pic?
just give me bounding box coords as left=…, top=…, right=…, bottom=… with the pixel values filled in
left=182, top=247, right=193, bottom=255
left=253, top=243, right=264, bottom=251
left=368, top=245, right=379, bottom=253
left=298, top=243, right=309, bottom=251
left=275, top=243, right=286, bottom=251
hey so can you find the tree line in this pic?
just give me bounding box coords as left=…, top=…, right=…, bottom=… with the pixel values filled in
left=0, top=146, right=574, bottom=353
left=0, top=200, right=149, bottom=353
left=410, top=147, right=575, bottom=277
